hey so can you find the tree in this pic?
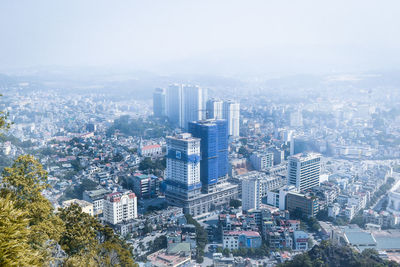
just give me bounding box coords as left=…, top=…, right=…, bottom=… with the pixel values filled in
left=0, top=94, right=11, bottom=133
left=0, top=194, right=41, bottom=266
left=152, top=235, right=167, bottom=252
left=238, top=146, right=250, bottom=158
left=223, top=248, right=230, bottom=257
left=59, top=204, right=136, bottom=266
left=0, top=155, right=65, bottom=263
left=229, top=199, right=242, bottom=209
left=139, top=157, right=154, bottom=171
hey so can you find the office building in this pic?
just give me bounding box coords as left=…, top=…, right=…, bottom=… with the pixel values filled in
left=250, top=152, right=274, bottom=171
left=223, top=100, right=240, bottom=137
left=233, top=171, right=283, bottom=199
left=103, top=191, right=138, bottom=225
left=267, top=185, right=298, bottom=211
left=268, top=147, right=285, bottom=165
left=206, top=99, right=223, bottom=119
left=130, top=173, right=160, bottom=199
left=153, top=88, right=166, bottom=117
left=286, top=192, right=319, bottom=217
left=188, top=119, right=228, bottom=192
left=287, top=153, right=321, bottom=191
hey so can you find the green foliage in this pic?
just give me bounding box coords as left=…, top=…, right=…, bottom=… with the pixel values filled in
left=278, top=241, right=398, bottom=267
left=107, top=115, right=173, bottom=138
left=185, top=214, right=208, bottom=259
left=291, top=208, right=320, bottom=233
left=150, top=235, right=167, bottom=253
left=0, top=155, right=65, bottom=264
left=0, top=155, right=136, bottom=266
left=139, top=157, right=166, bottom=173
left=0, top=94, right=11, bottom=133
left=238, top=146, right=250, bottom=158
left=229, top=199, right=242, bottom=208
left=0, top=194, right=41, bottom=266
left=60, top=178, right=98, bottom=202
left=59, top=204, right=136, bottom=266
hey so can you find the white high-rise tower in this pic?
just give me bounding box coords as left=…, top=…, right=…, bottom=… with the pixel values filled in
left=182, top=85, right=203, bottom=129
left=242, top=178, right=261, bottom=211
left=223, top=100, right=240, bottom=137
left=287, top=153, right=321, bottom=191
left=206, top=99, right=223, bottom=120
left=166, top=84, right=183, bottom=127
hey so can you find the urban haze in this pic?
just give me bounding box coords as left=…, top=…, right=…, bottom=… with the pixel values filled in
left=1, top=1, right=400, bottom=267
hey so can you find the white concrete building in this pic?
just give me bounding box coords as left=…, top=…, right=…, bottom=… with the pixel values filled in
left=287, top=153, right=321, bottom=191
left=182, top=85, right=204, bottom=129
left=250, top=152, right=274, bottom=171
left=267, top=185, right=298, bottom=211
left=103, top=191, right=137, bottom=225
left=206, top=99, right=223, bottom=120
left=223, top=100, right=240, bottom=137
left=242, top=178, right=261, bottom=211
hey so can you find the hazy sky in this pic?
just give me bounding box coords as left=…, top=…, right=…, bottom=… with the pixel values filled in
left=1, top=0, right=399, bottom=75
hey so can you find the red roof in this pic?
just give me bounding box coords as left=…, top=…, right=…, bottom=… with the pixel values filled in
left=142, top=144, right=161, bottom=150
left=226, top=231, right=260, bottom=237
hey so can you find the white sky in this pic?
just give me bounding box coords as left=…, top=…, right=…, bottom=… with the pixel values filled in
left=0, top=0, right=399, bottom=75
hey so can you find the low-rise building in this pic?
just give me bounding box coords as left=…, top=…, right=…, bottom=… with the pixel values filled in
left=139, top=144, right=162, bottom=157
left=293, top=231, right=309, bottom=251
left=62, top=199, right=94, bottom=216
left=222, top=230, right=262, bottom=250
left=83, top=188, right=111, bottom=215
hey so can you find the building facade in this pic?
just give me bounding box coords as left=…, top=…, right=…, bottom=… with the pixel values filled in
left=103, top=191, right=138, bottom=225
left=242, top=178, right=261, bottom=212
left=250, top=152, right=274, bottom=171
left=83, top=188, right=111, bottom=215
left=153, top=88, right=166, bottom=117
left=223, top=231, right=262, bottom=250
left=188, top=119, right=228, bottom=192
left=206, top=99, right=223, bottom=120
left=130, top=173, right=160, bottom=199
left=287, top=153, right=321, bottom=191
left=223, top=100, right=240, bottom=137
left=166, top=84, right=183, bottom=127
left=286, top=192, right=319, bottom=217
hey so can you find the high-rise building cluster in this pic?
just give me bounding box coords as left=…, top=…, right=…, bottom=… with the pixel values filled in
left=165, top=120, right=238, bottom=216
left=153, top=86, right=240, bottom=136
left=207, top=98, right=240, bottom=137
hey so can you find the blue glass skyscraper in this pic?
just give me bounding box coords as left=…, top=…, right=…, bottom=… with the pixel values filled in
left=188, top=119, right=228, bottom=192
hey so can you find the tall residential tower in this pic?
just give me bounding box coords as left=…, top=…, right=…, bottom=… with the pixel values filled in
left=287, top=153, right=321, bottom=191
